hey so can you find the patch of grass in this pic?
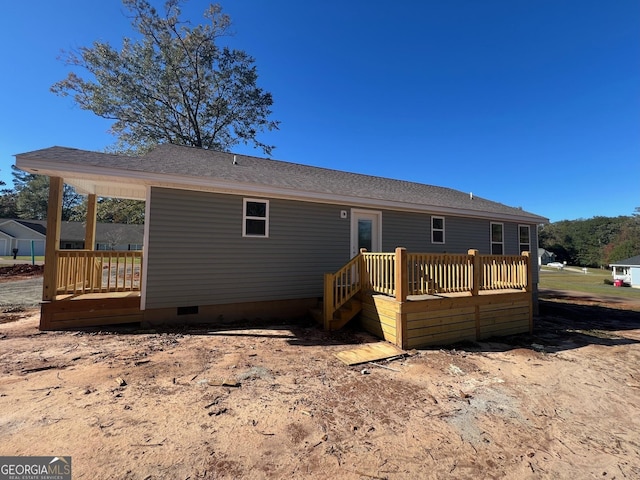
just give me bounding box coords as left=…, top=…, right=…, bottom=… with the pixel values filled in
left=539, top=266, right=640, bottom=299
left=0, top=256, right=45, bottom=262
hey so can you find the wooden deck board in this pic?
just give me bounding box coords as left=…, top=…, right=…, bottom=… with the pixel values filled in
left=334, top=342, right=404, bottom=366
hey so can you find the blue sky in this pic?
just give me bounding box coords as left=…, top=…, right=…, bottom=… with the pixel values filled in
left=1, top=0, right=638, bottom=222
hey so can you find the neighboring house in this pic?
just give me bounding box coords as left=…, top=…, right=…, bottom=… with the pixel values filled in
left=610, top=255, right=640, bottom=288
left=0, top=219, right=47, bottom=256
left=0, top=218, right=143, bottom=256
left=538, top=248, right=556, bottom=266
left=15, top=145, right=548, bottom=335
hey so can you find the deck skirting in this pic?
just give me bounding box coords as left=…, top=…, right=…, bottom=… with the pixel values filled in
left=39, top=296, right=318, bottom=330
left=360, top=290, right=532, bottom=349
left=40, top=294, right=142, bottom=330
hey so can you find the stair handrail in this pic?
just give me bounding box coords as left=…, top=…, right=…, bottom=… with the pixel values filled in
left=323, top=251, right=364, bottom=329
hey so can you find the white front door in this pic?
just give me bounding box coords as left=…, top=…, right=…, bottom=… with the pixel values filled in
left=350, top=209, right=382, bottom=257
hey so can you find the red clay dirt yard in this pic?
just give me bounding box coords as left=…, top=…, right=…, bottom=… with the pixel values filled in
left=1, top=274, right=640, bottom=479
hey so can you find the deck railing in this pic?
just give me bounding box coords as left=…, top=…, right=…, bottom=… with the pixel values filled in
left=323, top=253, right=363, bottom=328
left=323, top=248, right=531, bottom=321
left=480, top=254, right=529, bottom=291
left=56, top=250, right=143, bottom=295
left=361, top=252, right=396, bottom=296
left=406, top=253, right=473, bottom=295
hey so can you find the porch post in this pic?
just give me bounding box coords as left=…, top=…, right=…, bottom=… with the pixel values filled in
left=522, top=251, right=533, bottom=293
left=467, top=248, right=482, bottom=297
left=43, top=176, right=63, bottom=301
left=85, top=194, right=97, bottom=250
left=523, top=251, right=534, bottom=333
left=468, top=249, right=480, bottom=296
left=359, top=248, right=367, bottom=291
left=468, top=249, right=481, bottom=340
left=395, top=247, right=407, bottom=302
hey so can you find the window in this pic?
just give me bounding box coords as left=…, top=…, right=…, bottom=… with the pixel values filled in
left=518, top=225, right=530, bottom=254
left=431, top=216, right=445, bottom=244
left=243, top=198, right=269, bottom=237
left=490, top=222, right=503, bottom=255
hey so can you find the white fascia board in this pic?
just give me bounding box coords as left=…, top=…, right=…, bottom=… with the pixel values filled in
left=17, top=157, right=547, bottom=225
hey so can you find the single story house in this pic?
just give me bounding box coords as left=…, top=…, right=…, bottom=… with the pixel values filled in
left=610, top=255, right=640, bottom=288
left=15, top=145, right=548, bottom=347
left=538, top=248, right=556, bottom=266
left=0, top=219, right=47, bottom=257
left=0, top=218, right=143, bottom=257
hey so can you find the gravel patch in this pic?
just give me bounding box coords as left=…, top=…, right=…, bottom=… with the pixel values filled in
left=0, top=277, right=43, bottom=308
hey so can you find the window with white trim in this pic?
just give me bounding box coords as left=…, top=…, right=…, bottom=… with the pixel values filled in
left=490, top=222, right=503, bottom=255
left=518, top=225, right=530, bottom=254
left=243, top=198, right=269, bottom=237
left=431, top=216, right=445, bottom=244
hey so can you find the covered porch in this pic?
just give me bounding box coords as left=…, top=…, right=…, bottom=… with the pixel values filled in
left=40, top=176, right=146, bottom=330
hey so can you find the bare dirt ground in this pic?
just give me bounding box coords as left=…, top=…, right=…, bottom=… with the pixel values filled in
left=1, top=272, right=640, bottom=479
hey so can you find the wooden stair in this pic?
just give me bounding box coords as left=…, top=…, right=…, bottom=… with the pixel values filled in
left=310, top=298, right=362, bottom=331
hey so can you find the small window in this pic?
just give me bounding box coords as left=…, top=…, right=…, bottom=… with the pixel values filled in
left=431, top=216, right=445, bottom=244
left=518, top=225, right=530, bottom=254
left=243, top=198, right=269, bottom=237
left=491, top=222, right=503, bottom=255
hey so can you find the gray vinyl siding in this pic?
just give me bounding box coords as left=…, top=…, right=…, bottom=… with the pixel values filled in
left=144, top=188, right=540, bottom=309
left=380, top=211, right=539, bottom=285
left=381, top=211, right=495, bottom=254
left=145, top=187, right=351, bottom=309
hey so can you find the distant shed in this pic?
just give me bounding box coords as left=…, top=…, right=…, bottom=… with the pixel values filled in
left=610, top=255, right=640, bottom=288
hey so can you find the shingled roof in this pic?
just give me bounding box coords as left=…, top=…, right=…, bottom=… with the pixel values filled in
left=609, top=255, right=640, bottom=267
left=16, top=144, right=547, bottom=223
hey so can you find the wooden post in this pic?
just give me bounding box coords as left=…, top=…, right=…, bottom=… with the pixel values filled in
left=43, top=177, right=63, bottom=302
left=359, top=248, right=367, bottom=291
left=395, top=247, right=407, bottom=303
left=85, top=194, right=97, bottom=250
left=468, top=249, right=480, bottom=296
left=522, top=251, right=532, bottom=292
left=84, top=194, right=98, bottom=290
left=323, top=273, right=334, bottom=330
left=468, top=249, right=481, bottom=341
left=523, top=251, right=534, bottom=333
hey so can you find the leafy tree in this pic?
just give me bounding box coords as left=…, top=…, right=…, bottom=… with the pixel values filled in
left=540, top=212, right=640, bottom=267
left=70, top=198, right=145, bottom=225
left=11, top=166, right=82, bottom=221
left=0, top=189, right=18, bottom=218
left=51, top=0, right=278, bottom=155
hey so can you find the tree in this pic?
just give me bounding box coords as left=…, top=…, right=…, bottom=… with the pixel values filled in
left=0, top=189, right=18, bottom=218
left=51, top=0, right=278, bottom=155
left=70, top=197, right=145, bottom=225
left=540, top=213, right=640, bottom=267
left=11, top=166, right=82, bottom=221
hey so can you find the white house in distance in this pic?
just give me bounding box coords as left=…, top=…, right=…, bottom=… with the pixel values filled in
left=0, top=219, right=144, bottom=257
left=610, top=255, right=640, bottom=288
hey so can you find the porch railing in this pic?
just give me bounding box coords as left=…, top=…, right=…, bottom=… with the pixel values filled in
left=323, top=248, right=531, bottom=324
left=323, top=253, right=362, bottom=328
left=406, top=253, right=473, bottom=295
left=480, top=254, right=529, bottom=291
left=56, top=250, right=143, bottom=295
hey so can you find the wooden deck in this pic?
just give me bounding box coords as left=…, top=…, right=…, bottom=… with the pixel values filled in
left=360, top=288, right=532, bottom=349
left=324, top=248, right=534, bottom=348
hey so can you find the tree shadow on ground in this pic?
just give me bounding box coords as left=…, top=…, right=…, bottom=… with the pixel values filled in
left=66, top=315, right=376, bottom=348
left=56, top=299, right=640, bottom=354
left=450, top=299, right=640, bottom=354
